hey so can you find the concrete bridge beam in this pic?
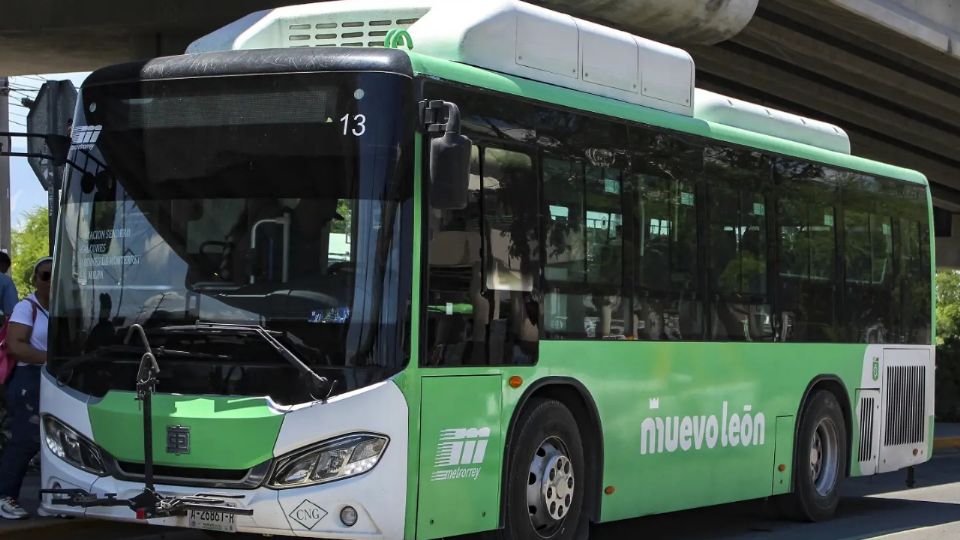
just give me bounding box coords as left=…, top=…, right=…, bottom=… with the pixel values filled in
left=537, top=0, right=759, bottom=44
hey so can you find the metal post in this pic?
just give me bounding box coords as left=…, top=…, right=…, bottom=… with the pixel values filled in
left=0, top=77, right=10, bottom=253
left=43, top=83, right=60, bottom=255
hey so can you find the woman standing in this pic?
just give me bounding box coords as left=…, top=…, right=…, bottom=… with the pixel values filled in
left=0, top=257, right=52, bottom=519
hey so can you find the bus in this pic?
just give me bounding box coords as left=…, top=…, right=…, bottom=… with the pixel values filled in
left=40, top=0, right=934, bottom=538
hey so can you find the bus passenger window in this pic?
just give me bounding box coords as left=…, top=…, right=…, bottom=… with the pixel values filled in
left=705, top=147, right=773, bottom=342
left=425, top=146, right=539, bottom=365
left=897, top=201, right=931, bottom=343
left=774, top=159, right=838, bottom=342
left=627, top=139, right=703, bottom=341
left=842, top=173, right=902, bottom=342
left=542, top=157, right=627, bottom=340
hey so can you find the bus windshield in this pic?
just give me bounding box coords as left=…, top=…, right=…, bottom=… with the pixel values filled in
left=50, top=71, right=414, bottom=404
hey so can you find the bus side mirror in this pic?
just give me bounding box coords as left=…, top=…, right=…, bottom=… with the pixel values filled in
left=428, top=102, right=471, bottom=210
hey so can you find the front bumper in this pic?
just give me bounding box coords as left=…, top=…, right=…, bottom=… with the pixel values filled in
left=40, top=375, right=410, bottom=539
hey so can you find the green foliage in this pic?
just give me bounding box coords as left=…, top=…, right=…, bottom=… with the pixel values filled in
left=937, top=270, right=960, bottom=420
left=330, top=199, right=352, bottom=234
left=937, top=269, right=960, bottom=343
left=10, top=207, right=49, bottom=298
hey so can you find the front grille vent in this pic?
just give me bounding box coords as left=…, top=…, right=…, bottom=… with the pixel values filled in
left=858, top=396, right=875, bottom=462
left=106, top=457, right=271, bottom=490
left=285, top=17, right=421, bottom=48
left=883, top=365, right=926, bottom=446
left=117, top=461, right=249, bottom=481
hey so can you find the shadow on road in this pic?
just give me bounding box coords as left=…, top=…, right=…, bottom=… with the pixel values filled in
left=592, top=456, right=960, bottom=540
left=593, top=495, right=960, bottom=540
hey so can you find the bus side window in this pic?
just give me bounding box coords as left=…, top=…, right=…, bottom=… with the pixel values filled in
left=627, top=132, right=703, bottom=341
left=774, top=160, right=838, bottom=342
left=424, top=145, right=539, bottom=366
left=425, top=146, right=483, bottom=366
left=842, top=173, right=897, bottom=343
left=705, top=147, right=774, bottom=342
left=481, top=148, right=540, bottom=360
left=894, top=183, right=931, bottom=344
left=543, top=158, right=626, bottom=340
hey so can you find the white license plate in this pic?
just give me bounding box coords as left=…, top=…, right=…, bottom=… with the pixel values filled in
left=188, top=509, right=236, bottom=533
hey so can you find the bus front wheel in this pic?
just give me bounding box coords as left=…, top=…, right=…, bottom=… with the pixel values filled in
left=502, top=398, right=586, bottom=540
left=780, top=390, right=847, bottom=522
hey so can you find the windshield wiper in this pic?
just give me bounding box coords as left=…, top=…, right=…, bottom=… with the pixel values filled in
left=53, top=343, right=231, bottom=382
left=53, top=344, right=146, bottom=383
left=159, top=321, right=333, bottom=400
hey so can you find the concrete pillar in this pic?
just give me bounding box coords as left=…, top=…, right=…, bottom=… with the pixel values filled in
left=936, top=214, right=960, bottom=269
left=538, top=0, right=759, bottom=44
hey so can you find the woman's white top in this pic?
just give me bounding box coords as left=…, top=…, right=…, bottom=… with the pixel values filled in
left=10, top=293, right=48, bottom=365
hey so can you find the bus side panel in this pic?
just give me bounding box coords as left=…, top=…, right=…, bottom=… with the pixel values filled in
left=535, top=341, right=863, bottom=522
left=416, top=375, right=503, bottom=539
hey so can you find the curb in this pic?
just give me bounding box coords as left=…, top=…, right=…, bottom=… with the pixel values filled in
left=934, top=436, right=960, bottom=451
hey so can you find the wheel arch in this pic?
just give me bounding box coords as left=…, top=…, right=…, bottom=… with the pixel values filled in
left=501, top=377, right=604, bottom=527
left=795, top=375, right=854, bottom=477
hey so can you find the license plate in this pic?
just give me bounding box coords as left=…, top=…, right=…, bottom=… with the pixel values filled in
left=188, top=509, right=236, bottom=533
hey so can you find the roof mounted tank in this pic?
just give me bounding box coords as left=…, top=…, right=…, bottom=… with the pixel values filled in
left=188, top=0, right=851, bottom=154
left=188, top=0, right=696, bottom=116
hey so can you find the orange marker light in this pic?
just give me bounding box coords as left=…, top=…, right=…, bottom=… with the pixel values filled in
left=778, top=464, right=786, bottom=472
left=604, top=486, right=616, bottom=495
left=508, top=376, right=523, bottom=389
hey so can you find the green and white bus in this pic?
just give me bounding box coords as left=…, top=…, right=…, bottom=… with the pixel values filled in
left=40, top=0, right=934, bottom=538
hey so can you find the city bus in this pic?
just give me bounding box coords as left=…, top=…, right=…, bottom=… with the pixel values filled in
left=39, top=0, right=934, bottom=538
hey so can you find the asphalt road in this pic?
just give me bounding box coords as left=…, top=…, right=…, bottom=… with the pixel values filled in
left=25, top=451, right=960, bottom=540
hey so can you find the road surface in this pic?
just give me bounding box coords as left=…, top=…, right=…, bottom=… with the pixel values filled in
left=15, top=451, right=960, bottom=539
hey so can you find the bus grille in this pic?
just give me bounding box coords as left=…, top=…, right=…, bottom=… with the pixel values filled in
left=858, top=396, right=875, bottom=462
left=883, top=365, right=926, bottom=446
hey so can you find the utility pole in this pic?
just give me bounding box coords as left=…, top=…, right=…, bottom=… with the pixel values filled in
left=0, top=77, right=10, bottom=253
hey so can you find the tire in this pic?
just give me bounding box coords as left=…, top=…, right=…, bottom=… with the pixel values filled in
left=779, top=390, right=847, bottom=522
left=500, top=399, right=587, bottom=540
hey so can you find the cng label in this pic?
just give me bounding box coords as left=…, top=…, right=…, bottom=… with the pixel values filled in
left=289, top=500, right=327, bottom=530
left=431, top=427, right=490, bottom=481
left=872, top=357, right=880, bottom=381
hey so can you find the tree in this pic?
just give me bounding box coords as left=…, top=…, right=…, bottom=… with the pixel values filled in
left=10, top=207, right=49, bottom=298
left=937, top=269, right=960, bottom=343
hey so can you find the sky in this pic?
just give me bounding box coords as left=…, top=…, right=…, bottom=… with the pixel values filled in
left=6, top=71, right=90, bottom=228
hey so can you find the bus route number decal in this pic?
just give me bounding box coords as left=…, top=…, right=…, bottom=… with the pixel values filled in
left=340, top=114, right=366, bottom=137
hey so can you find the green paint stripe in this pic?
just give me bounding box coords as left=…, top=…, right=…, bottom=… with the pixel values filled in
left=404, top=134, right=425, bottom=540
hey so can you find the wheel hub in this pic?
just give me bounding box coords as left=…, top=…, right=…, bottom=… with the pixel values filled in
left=809, top=418, right=839, bottom=497
left=527, top=438, right=574, bottom=533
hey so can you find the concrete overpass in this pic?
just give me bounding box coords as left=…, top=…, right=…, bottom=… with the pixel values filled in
left=2, top=0, right=960, bottom=264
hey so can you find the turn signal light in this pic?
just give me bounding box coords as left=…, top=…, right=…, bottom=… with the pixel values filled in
left=508, top=376, right=523, bottom=388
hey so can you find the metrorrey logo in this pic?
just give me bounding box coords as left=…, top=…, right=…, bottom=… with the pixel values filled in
left=641, top=401, right=766, bottom=455
left=431, top=427, right=490, bottom=481
left=71, top=125, right=102, bottom=150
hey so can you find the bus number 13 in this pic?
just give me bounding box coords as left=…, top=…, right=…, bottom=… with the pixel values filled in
left=341, top=113, right=366, bottom=137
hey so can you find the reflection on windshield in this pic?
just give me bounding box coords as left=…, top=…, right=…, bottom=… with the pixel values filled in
left=50, top=72, right=413, bottom=404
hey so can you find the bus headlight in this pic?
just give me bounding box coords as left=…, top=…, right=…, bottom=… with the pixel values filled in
left=268, top=434, right=388, bottom=488
left=42, top=416, right=107, bottom=476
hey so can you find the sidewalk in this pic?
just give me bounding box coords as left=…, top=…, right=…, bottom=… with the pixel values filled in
left=0, top=472, right=148, bottom=539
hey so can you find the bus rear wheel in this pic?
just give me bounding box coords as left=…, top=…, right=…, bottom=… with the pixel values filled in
left=503, top=399, right=585, bottom=540
left=780, top=390, right=847, bottom=522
